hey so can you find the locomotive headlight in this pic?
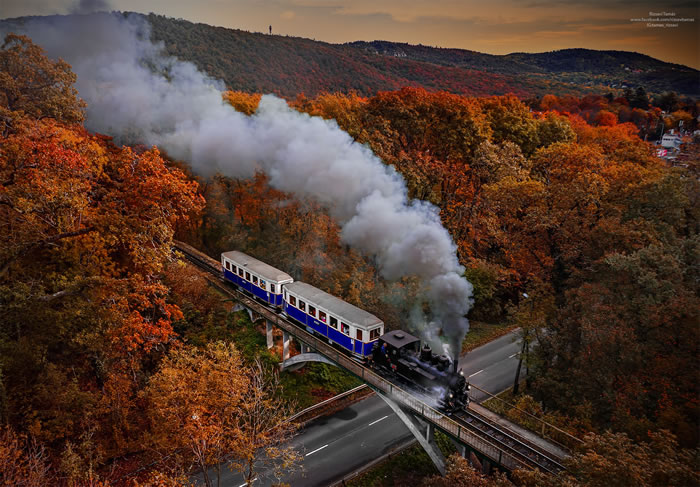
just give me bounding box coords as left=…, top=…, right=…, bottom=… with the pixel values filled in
left=449, top=393, right=454, bottom=398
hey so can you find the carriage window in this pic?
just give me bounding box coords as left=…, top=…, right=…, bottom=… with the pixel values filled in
left=330, top=316, right=338, bottom=329
left=252, top=276, right=258, bottom=285
left=356, top=329, right=363, bottom=341
left=239, top=268, right=244, bottom=277
left=308, top=305, right=316, bottom=317
left=270, top=284, right=276, bottom=294
left=232, top=265, right=237, bottom=274
left=341, top=323, right=350, bottom=335
left=319, top=311, right=326, bottom=323
left=299, top=301, right=306, bottom=312
left=290, top=296, right=296, bottom=306
left=370, top=328, right=381, bottom=340
left=260, top=279, right=266, bottom=290
left=225, top=261, right=230, bottom=270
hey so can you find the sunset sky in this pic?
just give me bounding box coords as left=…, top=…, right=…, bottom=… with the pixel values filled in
left=4, top=0, right=699, bottom=68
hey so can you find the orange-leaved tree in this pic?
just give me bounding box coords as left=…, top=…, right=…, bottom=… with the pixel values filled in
left=0, top=33, right=85, bottom=127
left=143, top=343, right=299, bottom=487
left=0, top=33, right=204, bottom=474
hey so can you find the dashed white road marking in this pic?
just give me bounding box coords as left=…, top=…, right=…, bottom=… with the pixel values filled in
left=238, top=478, right=257, bottom=487
left=306, top=444, right=329, bottom=456
left=468, top=369, right=484, bottom=378
left=368, top=415, right=389, bottom=426
left=509, top=353, right=518, bottom=358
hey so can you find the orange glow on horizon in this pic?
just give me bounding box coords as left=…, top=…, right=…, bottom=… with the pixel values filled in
left=2, top=0, right=698, bottom=69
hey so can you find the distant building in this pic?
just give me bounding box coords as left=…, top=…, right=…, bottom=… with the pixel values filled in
left=661, top=133, right=682, bottom=150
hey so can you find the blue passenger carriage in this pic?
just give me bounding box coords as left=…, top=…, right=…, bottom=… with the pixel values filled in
left=221, top=251, right=293, bottom=307
left=283, top=282, right=384, bottom=358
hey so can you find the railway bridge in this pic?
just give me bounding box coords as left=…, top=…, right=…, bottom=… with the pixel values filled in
left=174, top=241, right=573, bottom=476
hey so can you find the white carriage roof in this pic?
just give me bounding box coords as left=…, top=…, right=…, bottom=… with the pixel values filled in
left=222, top=251, right=293, bottom=283
left=285, top=281, right=383, bottom=329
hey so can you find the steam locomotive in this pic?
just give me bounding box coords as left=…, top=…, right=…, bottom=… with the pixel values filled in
left=221, top=249, right=470, bottom=413
left=371, top=330, right=470, bottom=412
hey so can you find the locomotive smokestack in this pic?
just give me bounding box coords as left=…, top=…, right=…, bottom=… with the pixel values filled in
left=5, top=7, right=474, bottom=359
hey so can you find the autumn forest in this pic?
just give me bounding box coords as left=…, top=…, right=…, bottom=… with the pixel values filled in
left=1, top=26, right=699, bottom=487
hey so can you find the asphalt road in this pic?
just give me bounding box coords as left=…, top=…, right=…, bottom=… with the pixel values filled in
left=200, top=394, right=414, bottom=487
left=199, top=329, right=525, bottom=486
left=458, top=329, right=526, bottom=401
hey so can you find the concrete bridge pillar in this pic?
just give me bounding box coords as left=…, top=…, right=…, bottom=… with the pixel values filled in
left=449, top=437, right=467, bottom=458
left=232, top=303, right=255, bottom=323
left=282, top=330, right=290, bottom=361
left=426, top=423, right=435, bottom=443
left=469, top=451, right=483, bottom=471
left=245, top=308, right=255, bottom=323
left=266, top=320, right=274, bottom=349
left=376, top=392, right=446, bottom=475
left=457, top=443, right=467, bottom=458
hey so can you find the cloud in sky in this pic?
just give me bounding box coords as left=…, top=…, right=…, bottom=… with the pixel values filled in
left=2, top=0, right=698, bottom=67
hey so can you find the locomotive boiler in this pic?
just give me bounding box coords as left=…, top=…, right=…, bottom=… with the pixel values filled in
left=371, top=330, right=470, bottom=412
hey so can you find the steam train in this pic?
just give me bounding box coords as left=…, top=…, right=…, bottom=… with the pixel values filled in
left=372, top=330, right=470, bottom=411
left=221, top=250, right=470, bottom=412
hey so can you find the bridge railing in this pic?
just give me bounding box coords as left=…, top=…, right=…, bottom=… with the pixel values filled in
left=472, top=384, right=583, bottom=451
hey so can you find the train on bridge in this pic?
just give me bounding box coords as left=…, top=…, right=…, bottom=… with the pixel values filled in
left=221, top=250, right=470, bottom=412
left=175, top=241, right=568, bottom=473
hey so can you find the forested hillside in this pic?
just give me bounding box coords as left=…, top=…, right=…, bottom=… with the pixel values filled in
left=1, top=31, right=698, bottom=487
left=212, top=89, right=700, bottom=452
left=147, top=14, right=699, bottom=98
left=143, top=13, right=569, bottom=98
left=352, top=41, right=699, bottom=96
left=3, top=13, right=696, bottom=98
left=0, top=35, right=302, bottom=486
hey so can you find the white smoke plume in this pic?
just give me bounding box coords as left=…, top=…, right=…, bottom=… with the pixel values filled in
left=1, top=11, right=473, bottom=357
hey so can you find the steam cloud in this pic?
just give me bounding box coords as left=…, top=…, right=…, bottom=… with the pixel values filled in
left=2, top=11, right=473, bottom=357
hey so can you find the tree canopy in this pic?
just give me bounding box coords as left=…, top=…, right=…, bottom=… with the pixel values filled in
left=0, top=34, right=85, bottom=125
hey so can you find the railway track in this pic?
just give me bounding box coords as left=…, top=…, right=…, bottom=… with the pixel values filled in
left=453, top=409, right=565, bottom=473
left=369, top=368, right=566, bottom=473
left=172, top=240, right=567, bottom=474
left=174, top=240, right=222, bottom=274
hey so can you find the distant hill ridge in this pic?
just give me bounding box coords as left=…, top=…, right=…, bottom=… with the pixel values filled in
left=349, top=40, right=698, bottom=96
left=350, top=40, right=692, bottom=73
left=2, top=12, right=697, bottom=98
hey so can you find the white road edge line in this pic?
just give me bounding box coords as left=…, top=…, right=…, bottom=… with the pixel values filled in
left=509, top=353, right=518, bottom=358
left=468, top=369, right=484, bottom=378
left=238, top=478, right=257, bottom=487
left=368, top=415, right=389, bottom=426
left=306, top=444, right=329, bottom=457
